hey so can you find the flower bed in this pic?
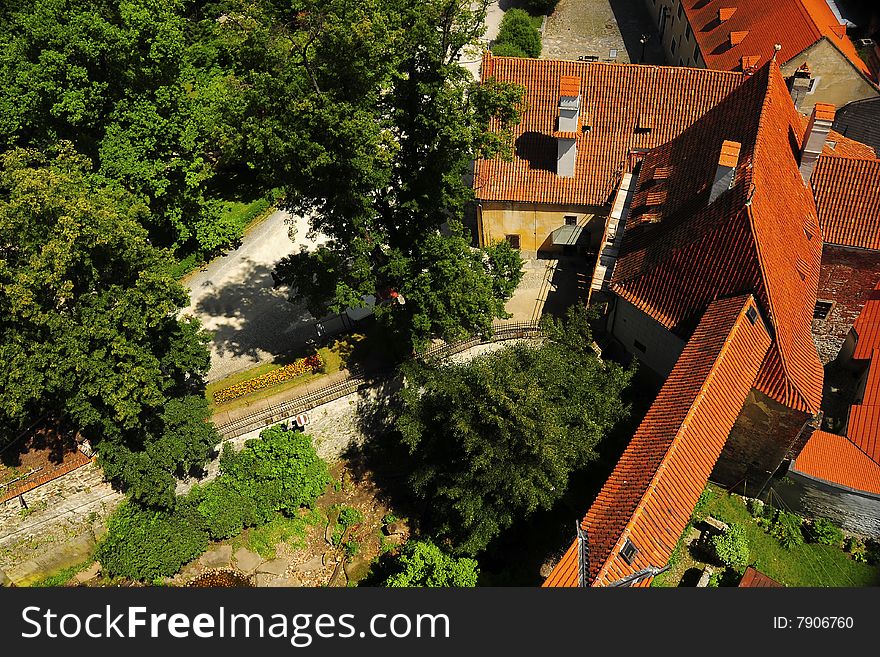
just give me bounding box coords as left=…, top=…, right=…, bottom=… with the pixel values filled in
left=213, top=354, right=323, bottom=404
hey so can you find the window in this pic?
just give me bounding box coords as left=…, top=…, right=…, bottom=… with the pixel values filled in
left=565, top=215, right=577, bottom=226
left=671, top=38, right=677, bottom=54
left=633, top=339, right=647, bottom=353
left=746, top=306, right=758, bottom=325
left=505, top=234, right=520, bottom=249
left=620, top=539, right=639, bottom=565
left=814, top=300, right=834, bottom=321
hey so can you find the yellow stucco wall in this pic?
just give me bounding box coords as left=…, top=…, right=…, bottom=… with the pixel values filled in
left=781, top=39, right=880, bottom=110
left=477, top=201, right=607, bottom=256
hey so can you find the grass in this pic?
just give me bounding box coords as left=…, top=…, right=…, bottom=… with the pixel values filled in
left=31, top=559, right=93, bottom=587
left=206, top=335, right=361, bottom=413
left=654, top=484, right=880, bottom=587
left=230, top=509, right=323, bottom=560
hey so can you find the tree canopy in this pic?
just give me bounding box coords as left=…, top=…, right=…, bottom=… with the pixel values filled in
left=396, top=307, right=634, bottom=554
left=0, top=145, right=216, bottom=505
left=383, top=540, right=479, bottom=587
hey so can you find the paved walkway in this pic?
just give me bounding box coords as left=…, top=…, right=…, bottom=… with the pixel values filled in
left=542, top=0, right=666, bottom=64
left=182, top=210, right=328, bottom=383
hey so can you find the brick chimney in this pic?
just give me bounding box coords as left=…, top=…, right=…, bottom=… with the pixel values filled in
left=556, top=75, right=581, bottom=178
left=788, top=63, right=812, bottom=109
left=709, top=140, right=742, bottom=204
left=800, top=103, right=835, bottom=183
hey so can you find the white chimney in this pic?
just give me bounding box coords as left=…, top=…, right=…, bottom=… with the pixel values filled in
left=556, top=75, right=581, bottom=178
left=800, top=103, right=835, bottom=184
left=708, top=140, right=741, bottom=204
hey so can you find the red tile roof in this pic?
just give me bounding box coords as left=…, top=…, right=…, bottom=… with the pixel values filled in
left=792, top=281, right=880, bottom=495
left=559, top=74, right=580, bottom=97
left=681, top=0, right=871, bottom=77
left=611, top=61, right=825, bottom=413
left=475, top=55, right=744, bottom=205
left=811, top=156, right=880, bottom=250
left=739, top=566, right=783, bottom=587
left=544, top=295, right=771, bottom=587
left=792, top=430, right=880, bottom=496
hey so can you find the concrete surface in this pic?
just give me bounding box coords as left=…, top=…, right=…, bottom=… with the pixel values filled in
left=461, top=1, right=506, bottom=80
left=182, top=210, right=328, bottom=383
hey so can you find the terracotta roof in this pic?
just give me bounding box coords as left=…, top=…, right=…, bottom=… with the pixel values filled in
left=474, top=55, right=744, bottom=205
left=811, top=156, right=880, bottom=250
left=792, top=281, right=880, bottom=496
left=821, top=129, right=877, bottom=159
left=611, top=61, right=824, bottom=413
left=559, top=74, right=580, bottom=97
left=792, top=430, right=880, bottom=496
left=543, top=295, right=771, bottom=587
left=681, top=0, right=871, bottom=76
left=739, top=566, right=783, bottom=587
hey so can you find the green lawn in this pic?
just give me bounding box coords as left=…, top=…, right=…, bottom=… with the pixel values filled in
left=654, top=484, right=880, bottom=587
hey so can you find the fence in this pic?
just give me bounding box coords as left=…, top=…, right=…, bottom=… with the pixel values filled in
left=213, top=320, right=544, bottom=439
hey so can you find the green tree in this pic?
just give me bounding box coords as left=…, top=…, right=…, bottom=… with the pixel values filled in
left=493, top=9, right=541, bottom=58
left=396, top=306, right=633, bottom=554
left=0, top=145, right=216, bottom=502
left=383, top=540, right=479, bottom=587
left=267, top=0, right=526, bottom=350
left=711, top=524, right=749, bottom=568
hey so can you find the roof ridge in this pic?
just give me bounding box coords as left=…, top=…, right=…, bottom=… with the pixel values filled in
left=591, top=295, right=757, bottom=585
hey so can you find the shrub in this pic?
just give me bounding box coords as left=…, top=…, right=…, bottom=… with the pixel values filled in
left=491, top=41, right=528, bottom=58
left=524, top=0, right=559, bottom=13
left=768, top=510, right=805, bottom=549
left=711, top=524, right=749, bottom=568
left=383, top=541, right=479, bottom=587
left=344, top=541, right=361, bottom=559
left=493, top=9, right=541, bottom=59
left=95, top=501, right=208, bottom=580
left=844, top=536, right=867, bottom=563
left=338, top=506, right=363, bottom=529
left=746, top=497, right=764, bottom=518
left=804, top=517, right=844, bottom=546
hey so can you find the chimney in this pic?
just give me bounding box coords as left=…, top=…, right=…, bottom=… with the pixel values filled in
left=556, top=75, right=581, bottom=178
left=709, top=140, right=741, bottom=204
left=718, top=7, right=736, bottom=22
left=788, top=63, right=812, bottom=109
left=800, top=103, right=835, bottom=183
left=730, top=31, right=748, bottom=46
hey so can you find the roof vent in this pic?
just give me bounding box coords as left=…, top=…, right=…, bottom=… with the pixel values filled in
left=741, top=55, right=760, bottom=71
left=746, top=306, right=758, bottom=324
left=730, top=31, right=748, bottom=46
left=646, top=190, right=667, bottom=206
left=718, top=7, right=736, bottom=22
left=800, top=103, right=835, bottom=184
left=653, top=166, right=671, bottom=180
left=709, top=140, right=741, bottom=204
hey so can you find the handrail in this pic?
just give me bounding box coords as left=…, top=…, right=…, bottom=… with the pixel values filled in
left=214, top=320, right=544, bottom=439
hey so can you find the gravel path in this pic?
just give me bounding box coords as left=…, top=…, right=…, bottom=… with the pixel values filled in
left=182, top=210, right=328, bottom=383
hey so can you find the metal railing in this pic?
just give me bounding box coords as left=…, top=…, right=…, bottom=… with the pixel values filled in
left=213, top=320, right=544, bottom=439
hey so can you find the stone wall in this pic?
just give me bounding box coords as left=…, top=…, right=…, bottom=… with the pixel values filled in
left=812, top=244, right=880, bottom=364
left=712, top=389, right=814, bottom=497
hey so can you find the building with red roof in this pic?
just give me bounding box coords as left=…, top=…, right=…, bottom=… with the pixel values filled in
left=642, top=0, right=878, bottom=111
left=475, top=52, right=880, bottom=585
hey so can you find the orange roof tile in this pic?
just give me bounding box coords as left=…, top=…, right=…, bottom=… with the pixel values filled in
left=544, top=295, right=771, bottom=587
left=821, top=129, right=877, bottom=158
left=474, top=55, right=744, bottom=205
left=612, top=61, right=824, bottom=413
left=792, top=430, right=880, bottom=496
left=559, top=74, right=580, bottom=97
left=739, top=566, right=782, bottom=587
left=681, top=0, right=871, bottom=77
left=811, top=156, right=880, bottom=250
left=719, top=139, right=742, bottom=167
left=793, top=281, right=880, bottom=496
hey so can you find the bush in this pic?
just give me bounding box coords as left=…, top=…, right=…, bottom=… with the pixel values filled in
left=493, top=9, right=541, bottom=59
left=746, top=497, right=764, bottom=518
left=711, top=524, right=750, bottom=568
left=804, top=517, right=844, bottom=546
left=95, top=501, right=209, bottom=580
left=491, top=41, right=528, bottom=58
left=768, top=510, right=805, bottom=549
left=338, top=506, right=364, bottom=529
left=383, top=541, right=479, bottom=587
left=844, top=536, right=867, bottom=563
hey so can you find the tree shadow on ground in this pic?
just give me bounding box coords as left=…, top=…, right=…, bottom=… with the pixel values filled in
left=190, top=258, right=321, bottom=367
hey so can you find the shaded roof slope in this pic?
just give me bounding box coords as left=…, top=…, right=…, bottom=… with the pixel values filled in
left=544, top=295, right=771, bottom=587
left=612, top=61, right=824, bottom=413
left=682, top=0, right=871, bottom=76
left=811, top=156, right=880, bottom=250
left=474, top=54, right=744, bottom=205
left=739, top=566, right=783, bottom=587
left=833, top=96, right=880, bottom=155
